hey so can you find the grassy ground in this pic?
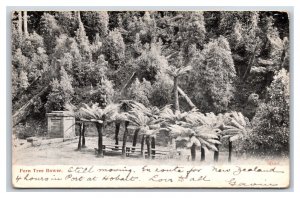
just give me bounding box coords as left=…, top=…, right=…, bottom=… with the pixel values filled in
left=12, top=136, right=289, bottom=166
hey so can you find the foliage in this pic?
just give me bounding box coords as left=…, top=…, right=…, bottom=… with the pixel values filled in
left=75, top=14, right=92, bottom=61
left=79, top=103, right=120, bottom=123
left=130, top=101, right=162, bottom=119
left=45, top=66, right=74, bottom=112
left=127, top=102, right=163, bottom=137
left=89, top=78, right=115, bottom=107
left=103, top=29, right=125, bottom=70
left=127, top=78, right=152, bottom=106
left=159, top=105, right=194, bottom=125
left=191, top=36, right=236, bottom=112
left=219, top=111, right=250, bottom=142
left=18, top=71, right=29, bottom=90
left=149, top=72, right=173, bottom=108
left=11, top=11, right=290, bottom=157
left=39, top=13, right=62, bottom=54
left=134, top=42, right=169, bottom=83
left=167, top=111, right=222, bottom=151
left=81, top=11, right=109, bottom=40
left=14, top=118, right=47, bottom=139
left=20, top=31, right=45, bottom=58
left=51, top=34, right=82, bottom=74
left=241, top=69, right=289, bottom=156
left=55, top=11, right=79, bottom=37
left=176, top=11, right=206, bottom=58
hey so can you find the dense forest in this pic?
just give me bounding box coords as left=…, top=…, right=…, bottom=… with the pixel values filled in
left=12, top=11, right=290, bottom=157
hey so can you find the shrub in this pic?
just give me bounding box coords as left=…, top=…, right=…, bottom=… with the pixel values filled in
left=127, top=78, right=152, bottom=106
left=241, top=69, right=289, bottom=156
left=14, top=118, right=47, bottom=139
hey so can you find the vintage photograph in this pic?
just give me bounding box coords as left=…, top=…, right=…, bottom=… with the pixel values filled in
left=11, top=10, right=290, bottom=188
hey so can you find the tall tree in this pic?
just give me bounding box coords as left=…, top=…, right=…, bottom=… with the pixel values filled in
left=79, top=103, right=119, bottom=157
left=176, top=11, right=206, bottom=57
left=127, top=78, right=152, bottom=106
left=55, top=11, right=79, bottom=37
left=23, top=11, right=28, bottom=37
left=39, top=13, right=61, bottom=54
left=81, top=11, right=109, bottom=41
left=103, top=29, right=125, bottom=70
left=191, top=36, right=236, bottom=113
left=17, top=11, right=23, bottom=38
left=166, top=65, right=193, bottom=113
left=45, top=66, right=74, bottom=112
left=134, top=42, right=168, bottom=83
left=75, top=11, right=92, bottom=61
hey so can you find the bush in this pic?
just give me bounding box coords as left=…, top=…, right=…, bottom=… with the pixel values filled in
left=127, top=78, right=152, bottom=106
left=90, top=78, right=115, bottom=107
left=241, top=69, right=289, bottom=156
left=14, top=118, right=47, bottom=139
left=150, top=72, right=173, bottom=108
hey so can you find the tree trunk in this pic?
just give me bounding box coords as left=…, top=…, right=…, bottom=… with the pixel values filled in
left=121, top=72, right=137, bottom=96
left=243, top=41, right=258, bottom=80
left=151, top=136, right=156, bottom=159
left=17, top=11, right=22, bottom=37
left=214, top=145, right=219, bottom=162
left=280, top=45, right=288, bottom=69
left=95, top=123, right=104, bottom=157
left=200, top=147, right=205, bottom=161
left=171, top=138, right=176, bottom=150
left=132, top=129, right=140, bottom=152
left=141, top=135, right=145, bottom=157
left=115, top=122, right=121, bottom=148
left=191, top=144, right=196, bottom=161
left=77, top=11, right=81, bottom=22
left=214, top=136, right=220, bottom=162
left=13, top=76, right=41, bottom=103
left=77, top=123, right=82, bottom=150
left=13, top=85, right=49, bottom=126
left=23, top=11, right=28, bottom=37
left=228, top=141, right=233, bottom=163
left=122, top=121, right=129, bottom=157
left=177, top=86, right=196, bottom=109
left=173, top=76, right=180, bottom=113
left=82, top=123, right=86, bottom=148
left=146, top=135, right=151, bottom=159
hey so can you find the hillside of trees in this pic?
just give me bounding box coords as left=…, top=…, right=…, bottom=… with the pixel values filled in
left=12, top=11, right=290, bottom=156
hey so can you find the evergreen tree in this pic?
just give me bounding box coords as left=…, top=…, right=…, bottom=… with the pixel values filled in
left=103, top=29, right=125, bottom=70
left=75, top=12, right=92, bottom=61
left=139, top=11, right=157, bottom=44
left=39, top=13, right=61, bottom=54
left=191, top=36, right=236, bottom=112
left=12, top=66, right=19, bottom=99
left=19, top=71, right=29, bottom=90
left=81, top=11, right=109, bottom=41
left=55, top=11, right=79, bottom=37
left=45, top=66, right=74, bottom=112
left=134, top=42, right=168, bottom=83
left=127, top=78, right=152, bottom=106
left=51, top=34, right=82, bottom=83
left=11, top=11, right=290, bottom=158
left=150, top=72, right=173, bottom=108
left=177, top=11, right=206, bottom=54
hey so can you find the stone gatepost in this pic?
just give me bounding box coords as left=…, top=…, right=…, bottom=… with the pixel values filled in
left=46, top=111, right=75, bottom=140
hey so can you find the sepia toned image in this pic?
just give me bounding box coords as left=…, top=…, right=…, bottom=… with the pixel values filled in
left=11, top=10, right=290, bottom=188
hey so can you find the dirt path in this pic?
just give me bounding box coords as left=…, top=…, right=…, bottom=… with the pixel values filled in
left=12, top=136, right=288, bottom=166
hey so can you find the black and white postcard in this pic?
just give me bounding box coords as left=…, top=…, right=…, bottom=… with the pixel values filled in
left=11, top=10, right=290, bottom=188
